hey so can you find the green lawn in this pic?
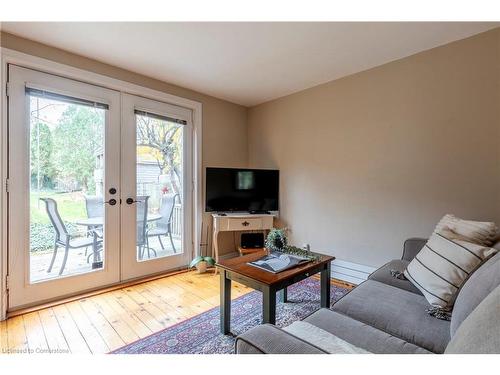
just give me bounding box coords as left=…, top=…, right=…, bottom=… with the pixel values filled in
left=30, top=190, right=87, bottom=224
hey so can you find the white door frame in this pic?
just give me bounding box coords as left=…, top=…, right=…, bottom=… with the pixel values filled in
left=0, top=47, right=203, bottom=320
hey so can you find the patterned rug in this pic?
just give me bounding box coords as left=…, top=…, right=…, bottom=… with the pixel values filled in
left=112, top=277, right=350, bottom=354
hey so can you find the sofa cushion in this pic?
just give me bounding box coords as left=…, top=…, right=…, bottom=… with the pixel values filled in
left=235, top=324, right=326, bottom=354
left=368, top=259, right=422, bottom=295
left=450, top=251, right=500, bottom=337
left=402, top=238, right=427, bottom=262
left=403, top=232, right=498, bottom=308
left=445, top=285, right=500, bottom=354
left=332, top=280, right=450, bottom=353
left=304, top=309, right=431, bottom=354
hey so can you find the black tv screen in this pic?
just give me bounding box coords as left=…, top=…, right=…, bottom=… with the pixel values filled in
left=205, top=167, right=279, bottom=213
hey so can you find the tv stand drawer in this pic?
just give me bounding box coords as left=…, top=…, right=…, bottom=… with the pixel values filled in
left=226, top=218, right=262, bottom=231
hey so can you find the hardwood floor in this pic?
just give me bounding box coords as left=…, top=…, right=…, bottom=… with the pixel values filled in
left=0, top=270, right=253, bottom=354
left=0, top=270, right=352, bottom=354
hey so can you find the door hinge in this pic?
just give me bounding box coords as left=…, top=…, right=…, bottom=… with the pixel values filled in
left=5, top=179, right=9, bottom=193
left=5, top=82, right=10, bottom=97
left=5, top=275, right=10, bottom=292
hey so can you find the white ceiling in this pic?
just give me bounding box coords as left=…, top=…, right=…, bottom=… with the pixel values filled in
left=1, top=22, right=498, bottom=106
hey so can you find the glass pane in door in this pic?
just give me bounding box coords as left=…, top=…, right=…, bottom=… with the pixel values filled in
left=135, top=112, right=183, bottom=261
left=29, top=93, right=106, bottom=282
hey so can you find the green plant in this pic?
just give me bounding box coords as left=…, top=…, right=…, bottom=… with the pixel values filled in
left=281, top=245, right=319, bottom=261
left=265, top=228, right=288, bottom=252
left=189, top=255, right=216, bottom=269
left=265, top=228, right=319, bottom=261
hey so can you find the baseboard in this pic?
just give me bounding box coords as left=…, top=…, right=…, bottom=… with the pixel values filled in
left=331, top=259, right=376, bottom=285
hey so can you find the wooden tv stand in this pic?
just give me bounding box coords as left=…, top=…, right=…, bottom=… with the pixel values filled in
left=211, top=212, right=276, bottom=262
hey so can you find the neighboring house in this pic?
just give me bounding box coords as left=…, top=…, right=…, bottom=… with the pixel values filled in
left=94, top=150, right=164, bottom=197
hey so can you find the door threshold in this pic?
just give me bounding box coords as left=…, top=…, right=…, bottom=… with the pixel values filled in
left=7, top=266, right=190, bottom=318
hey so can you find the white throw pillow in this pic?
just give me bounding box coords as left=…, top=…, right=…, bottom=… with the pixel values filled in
left=404, top=232, right=498, bottom=309
left=435, top=214, right=498, bottom=246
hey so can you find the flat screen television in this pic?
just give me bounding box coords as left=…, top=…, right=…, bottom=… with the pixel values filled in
left=205, top=167, right=279, bottom=213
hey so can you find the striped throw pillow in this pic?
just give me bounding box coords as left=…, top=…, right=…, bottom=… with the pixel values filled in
left=404, top=232, right=498, bottom=309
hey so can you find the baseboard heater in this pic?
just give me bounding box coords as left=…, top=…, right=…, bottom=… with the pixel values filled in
left=331, top=259, right=377, bottom=285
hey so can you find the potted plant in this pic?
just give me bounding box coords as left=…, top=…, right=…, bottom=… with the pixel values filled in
left=189, top=255, right=216, bottom=274
left=265, top=228, right=288, bottom=252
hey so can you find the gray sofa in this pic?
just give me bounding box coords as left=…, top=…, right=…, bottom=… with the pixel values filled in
left=236, top=238, right=500, bottom=354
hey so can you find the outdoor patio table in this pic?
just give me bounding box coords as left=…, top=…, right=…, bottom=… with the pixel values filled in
left=75, top=214, right=162, bottom=266
left=75, top=213, right=162, bottom=227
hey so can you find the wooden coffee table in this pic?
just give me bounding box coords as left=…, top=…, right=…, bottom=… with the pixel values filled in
left=216, top=250, right=335, bottom=335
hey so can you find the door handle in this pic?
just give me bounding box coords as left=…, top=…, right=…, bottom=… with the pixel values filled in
left=104, top=198, right=117, bottom=206
left=126, top=198, right=137, bottom=205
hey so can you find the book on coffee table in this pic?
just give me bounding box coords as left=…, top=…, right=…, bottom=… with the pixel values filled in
left=247, top=251, right=311, bottom=273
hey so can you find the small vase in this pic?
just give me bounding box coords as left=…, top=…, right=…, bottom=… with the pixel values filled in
left=196, top=261, right=207, bottom=274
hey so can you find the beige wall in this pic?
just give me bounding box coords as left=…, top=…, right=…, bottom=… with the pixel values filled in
left=0, top=32, right=249, bottom=169
left=248, top=28, right=500, bottom=267
left=0, top=31, right=249, bottom=255
left=3, top=29, right=500, bottom=265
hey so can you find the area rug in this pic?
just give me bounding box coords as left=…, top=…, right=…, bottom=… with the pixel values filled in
left=112, top=277, right=350, bottom=354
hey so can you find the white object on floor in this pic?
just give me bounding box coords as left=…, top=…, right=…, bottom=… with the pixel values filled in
left=283, top=321, right=370, bottom=354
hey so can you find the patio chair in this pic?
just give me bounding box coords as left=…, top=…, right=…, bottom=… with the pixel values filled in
left=84, top=195, right=104, bottom=255
left=147, top=193, right=179, bottom=254
left=41, top=198, right=102, bottom=276
left=84, top=195, right=104, bottom=218
left=136, top=196, right=152, bottom=260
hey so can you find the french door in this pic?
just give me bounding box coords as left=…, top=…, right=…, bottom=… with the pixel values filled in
left=120, top=94, right=192, bottom=280
left=7, top=66, right=193, bottom=310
